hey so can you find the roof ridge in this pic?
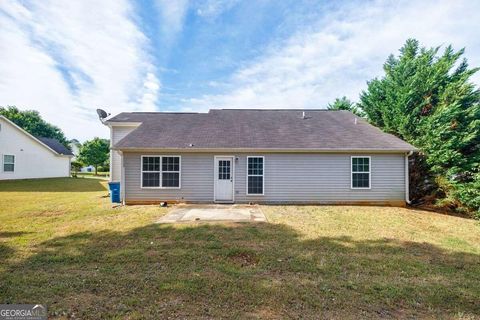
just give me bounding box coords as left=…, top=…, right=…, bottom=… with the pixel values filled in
left=120, top=112, right=200, bottom=114
left=117, top=109, right=348, bottom=114
left=215, top=108, right=334, bottom=111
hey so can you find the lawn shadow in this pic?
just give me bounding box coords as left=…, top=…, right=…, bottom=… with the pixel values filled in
left=0, top=231, right=32, bottom=238
left=0, top=223, right=478, bottom=319
left=0, top=243, right=15, bottom=260
left=407, top=204, right=475, bottom=220
left=0, top=178, right=106, bottom=192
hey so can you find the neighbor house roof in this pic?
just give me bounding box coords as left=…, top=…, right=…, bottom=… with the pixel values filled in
left=0, top=115, right=73, bottom=157
left=37, top=137, right=74, bottom=156
left=108, top=109, right=416, bottom=152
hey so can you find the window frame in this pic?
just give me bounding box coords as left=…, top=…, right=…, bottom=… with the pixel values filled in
left=140, top=155, right=181, bottom=189
left=3, top=154, right=15, bottom=173
left=246, top=156, right=265, bottom=196
left=351, top=156, right=371, bottom=190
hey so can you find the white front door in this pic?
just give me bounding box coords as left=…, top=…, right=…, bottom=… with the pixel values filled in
left=215, top=156, right=234, bottom=202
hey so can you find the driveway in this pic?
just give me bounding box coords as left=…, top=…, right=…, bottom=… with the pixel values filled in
left=156, top=204, right=267, bottom=223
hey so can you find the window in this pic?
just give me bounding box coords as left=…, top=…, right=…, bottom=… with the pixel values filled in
left=141, top=156, right=180, bottom=188
left=351, top=157, right=370, bottom=189
left=247, top=157, right=264, bottom=195
left=3, top=155, right=14, bottom=172
left=218, top=160, right=231, bottom=180
left=161, top=156, right=180, bottom=187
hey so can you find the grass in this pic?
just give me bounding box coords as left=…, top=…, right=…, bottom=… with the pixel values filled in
left=0, top=178, right=479, bottom=319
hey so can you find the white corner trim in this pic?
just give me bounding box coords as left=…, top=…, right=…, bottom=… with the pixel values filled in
left=405, top=151, right=413, bottom=204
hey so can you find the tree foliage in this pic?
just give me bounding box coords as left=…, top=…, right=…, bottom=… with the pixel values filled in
left=0, top=106, right=70, bottom=148
left=327, top=96, right=364, bottom=117
left=360, top=39, right=480, bottom=216
left=71, top=160, right=83, bottom=178
left=78, top=138, right=110, bottom=175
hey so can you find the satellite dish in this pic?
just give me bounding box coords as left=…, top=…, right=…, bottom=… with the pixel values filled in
left=96, top=108, right=110, bottom=123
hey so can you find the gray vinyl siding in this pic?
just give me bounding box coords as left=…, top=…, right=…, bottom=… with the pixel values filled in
left=123, top=152, right=406, bottom=203
left=111, top=126, right=137, bottom=181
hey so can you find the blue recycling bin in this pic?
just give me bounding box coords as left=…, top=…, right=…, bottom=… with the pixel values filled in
left=108, top=182, right=121, bottom=203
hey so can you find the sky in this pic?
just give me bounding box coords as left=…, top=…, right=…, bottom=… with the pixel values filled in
left=1, top=0, right=480, bottom=142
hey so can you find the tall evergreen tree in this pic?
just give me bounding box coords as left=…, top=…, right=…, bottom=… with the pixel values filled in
left=327, top=96, right=364, bottom=117
left=360, top=39, right=480, bottom=215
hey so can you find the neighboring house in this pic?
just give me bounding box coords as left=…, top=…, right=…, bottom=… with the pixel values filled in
left=105, top=109, right=416, bottom=205
left=80, top=165, right=95, bottom=173
left=0, top=115, right=73, bottom=180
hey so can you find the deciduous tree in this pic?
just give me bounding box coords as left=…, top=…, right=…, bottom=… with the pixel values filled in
left=78, top=138, right=110, bottom=176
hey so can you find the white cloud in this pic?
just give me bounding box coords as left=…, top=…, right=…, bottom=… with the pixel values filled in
left=195, top=0, right=239, bottom=19
left=0, top=0, right=159, bottom=141
left=155, top=0, right=189, bottom=45
left=185, top=0, right=480, bottom=110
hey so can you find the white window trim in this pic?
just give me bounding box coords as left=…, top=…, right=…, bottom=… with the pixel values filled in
left=351, top=156, right=371, bottom=190
left=246, top=156, right=265, bottom=196
left=3, top=154, right=15, bottom=173
left=140, top=155, right=181, bottom=189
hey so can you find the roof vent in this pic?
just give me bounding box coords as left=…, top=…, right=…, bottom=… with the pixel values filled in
left=354, top=118, right=358, bottom=125
left=302, top=111, right=306, bottom=119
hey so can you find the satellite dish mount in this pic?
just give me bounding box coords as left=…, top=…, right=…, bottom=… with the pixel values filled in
left=96, top=108, right=110, bottom=123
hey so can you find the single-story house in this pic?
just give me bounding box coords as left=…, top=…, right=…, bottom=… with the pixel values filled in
left=0, top=115, right=73, bottom=180
left=105, top=109, right=416, bottom=206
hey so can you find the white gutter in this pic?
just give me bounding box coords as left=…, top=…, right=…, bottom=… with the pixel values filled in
left=405, top=150, right=414, bottom=205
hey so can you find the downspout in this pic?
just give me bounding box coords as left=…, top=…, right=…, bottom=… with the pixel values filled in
left=120, top=150, right=126, bottom=205
left=405, top=150, right=414, bottom=205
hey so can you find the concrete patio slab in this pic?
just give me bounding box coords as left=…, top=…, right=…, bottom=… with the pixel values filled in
left=156, top=204, right=267, bottom=223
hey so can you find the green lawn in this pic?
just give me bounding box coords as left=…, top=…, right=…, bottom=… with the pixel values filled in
left=0, top=178, right=479, bottom=319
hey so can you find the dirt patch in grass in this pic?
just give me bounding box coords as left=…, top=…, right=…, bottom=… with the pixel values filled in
left=227, top=248, right=259, bottom=267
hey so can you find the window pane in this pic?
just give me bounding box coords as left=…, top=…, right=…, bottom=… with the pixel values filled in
left=248, top=157, right=263, bottom=175
left=352, top=157, right=369, bottom=172
left=162, top=172, right=179, bottom=187
left=142, top=172, right=160, bottom=187
left=352, top=173, right=369, bottom=188
left=143, top=157, right=160, bottom=171
left=248, top=176, right=263, bottom=194
left=4, top=155, right=14, bottom=163
left=162, top=157, right=179, bottom=172
left=4, top=164, right=14, bottom=172
left=218, top=160, right=231, bottom=180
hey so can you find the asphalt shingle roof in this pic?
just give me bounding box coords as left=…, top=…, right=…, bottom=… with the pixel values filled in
left=37, top=137, right=74, bottom=156
left=109, top=109, right=415, bottom=151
